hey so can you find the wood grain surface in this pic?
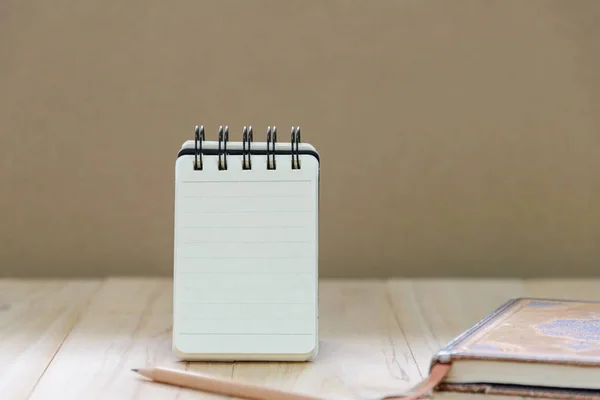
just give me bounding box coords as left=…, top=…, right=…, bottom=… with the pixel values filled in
left=0, top=278, right=598, bottom=399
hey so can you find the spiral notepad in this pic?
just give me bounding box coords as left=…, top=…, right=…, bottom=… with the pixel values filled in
left=172, top=125, right=319, bottom=361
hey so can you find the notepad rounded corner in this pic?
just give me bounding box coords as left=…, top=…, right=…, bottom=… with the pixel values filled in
left=306, top=342, right=319, bottom=362
left=295, top=338, right=320, bottom=362
left=174, top=154, right=188, bottom=170
left=171, top=340, right=191, bottom=360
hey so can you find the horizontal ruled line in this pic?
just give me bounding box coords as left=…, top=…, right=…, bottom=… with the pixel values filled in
left=183, top=240, right=311, bottom=244
left=180, top=316, right=312, bottom=321
left=179, top=302, right=314, bottom=305
left=178, top=271, right=313, bottom=275
left=181, top=225, right=309, bottom=229
left=181, top=180, right=311, bottom=183
left=182, top=210, right=311, bottom=214
left=184, top=195, right=310, bottom=199
left=178, top=332, right=313, bottom=336
left=181, top=256, right=312, bottom=259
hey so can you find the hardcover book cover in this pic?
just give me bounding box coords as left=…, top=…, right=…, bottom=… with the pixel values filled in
left=424, top=297, right=600, bottom=399
left=432, top=297, right=600, bottom=366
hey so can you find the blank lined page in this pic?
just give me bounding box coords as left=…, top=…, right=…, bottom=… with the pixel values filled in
left=173, top=151, right=319, bottom=359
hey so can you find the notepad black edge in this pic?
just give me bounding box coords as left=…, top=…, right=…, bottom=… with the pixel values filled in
left=177, top=148, right=320, bottom=163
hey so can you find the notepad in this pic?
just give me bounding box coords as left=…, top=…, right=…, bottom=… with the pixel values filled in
left=172, top=126, right=319, bottom=361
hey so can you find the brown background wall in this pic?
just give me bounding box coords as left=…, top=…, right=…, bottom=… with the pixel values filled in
left=1, top=0, right=599, bottom=278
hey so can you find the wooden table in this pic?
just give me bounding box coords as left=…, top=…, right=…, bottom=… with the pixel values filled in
left=1, top=277, right=598, bottom=400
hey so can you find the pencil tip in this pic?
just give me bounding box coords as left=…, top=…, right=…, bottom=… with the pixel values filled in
left=131, top=369, right=138, bottom=372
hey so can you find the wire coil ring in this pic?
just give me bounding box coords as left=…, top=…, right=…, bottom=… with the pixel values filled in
left=266, top=126, right=277, bottom=170
left=194, top=125, right=205, bottom=170
left=291, top=126, right=301, bottom=169
left=218, top=125, right=229, bottom=170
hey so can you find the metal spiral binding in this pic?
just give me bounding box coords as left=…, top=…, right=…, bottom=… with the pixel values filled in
left=248, top=126, right=253, bottom=164
left=266, top=126, right=277, bottom=170
left=291, top=126, right=301, bottom=169
left=191, top=125, right=301, bottom=171
left=242, top=126, right=253, bottom=170
left=218, top=125, right=229, bottom=170
left=194, top=125, right=204, bottom=170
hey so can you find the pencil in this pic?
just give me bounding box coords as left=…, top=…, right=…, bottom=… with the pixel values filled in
left=132, top=367, right=324, bottom=400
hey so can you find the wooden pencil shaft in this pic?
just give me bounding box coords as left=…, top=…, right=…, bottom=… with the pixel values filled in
left=143, top=367, right=324, bottom=400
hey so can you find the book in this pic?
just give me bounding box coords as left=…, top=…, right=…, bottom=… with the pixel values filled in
left=172, top=125, right=319, bottom=362
left=410, top=297, right=600, bottom=399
